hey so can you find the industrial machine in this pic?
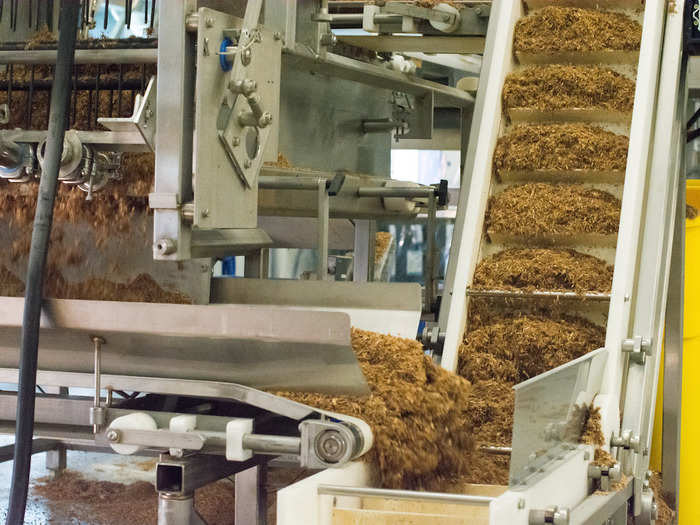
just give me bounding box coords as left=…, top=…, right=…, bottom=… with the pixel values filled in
left=0, top=0, right=688, bottom=524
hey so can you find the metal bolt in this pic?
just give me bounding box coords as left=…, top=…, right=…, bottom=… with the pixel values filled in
left=475, top=7, right=482, bottom=15
left=258, top=112, right=273, bottom=128
left=242, top=48, right=252, bottom=66
left=244, top=159, right=252, bottom=169
left=229, top=78, right=257, bottom=96
left=155, top=238, right=177, bottom=256
left=273, top=32, right=282, bottom=41
left=106, top=429, right=120, bottom=442
left=201, top=208, right=209, bottom=218
left=517, top=498, right=525, bottom=509
left=232, top=137, right=240, bottom=146
left=315, top=430, right=348, bottom=463
left=205, top=17, right=214, bottom=28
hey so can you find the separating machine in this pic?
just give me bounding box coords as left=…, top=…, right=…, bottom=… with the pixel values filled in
left=0, top=0, right=690, bottom=524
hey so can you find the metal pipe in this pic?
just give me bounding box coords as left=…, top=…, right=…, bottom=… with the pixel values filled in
left=7, top=2, right=80, bottom=523
left=259, top=175, right=328, bottom=191
left=242, top=434, right=301, bottom=456
left=317, top=485, right=496, bottom=506
left=0, top=48, right=158, bottom=64
left=357, top=186, right=435, bottom=199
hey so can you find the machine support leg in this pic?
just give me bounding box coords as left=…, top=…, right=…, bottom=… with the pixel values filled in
left=316, top=179, right=329, bottom=280
left=45, top=444, right=66, bottom=480
left=353, top=220, right=370, bottom=282
left=157, top=492, right=206, bottom=525
left=234, top=464, right=267, bottom=525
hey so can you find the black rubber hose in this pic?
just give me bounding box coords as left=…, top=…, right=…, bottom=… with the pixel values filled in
left=6, top=2, right=80, bottom=524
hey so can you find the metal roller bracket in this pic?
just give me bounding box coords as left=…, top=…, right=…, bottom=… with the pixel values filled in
left=99, top=75, right=157, bottom=151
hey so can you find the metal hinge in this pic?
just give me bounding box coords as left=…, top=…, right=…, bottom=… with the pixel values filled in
left=610, top=429, right=641, bottom=453
left=528, top=506, right=570, bottom=525
left=621, top=335, right=652, bottom=365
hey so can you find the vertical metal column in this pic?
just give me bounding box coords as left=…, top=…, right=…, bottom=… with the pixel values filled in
left=45, top=445, right=66, bottom=479
left=317, top=180, right=329, bottom=280
left=424, top=192, right=437, bottom=313
left=234, top=464, right=267, bottom=525
left=353, top=220, right=370, bottom=282
left=662, top=148, right=686, bottom=510
left=153, top=0, right=196, bottom=260
left=157, top=493, right=205, bottom=525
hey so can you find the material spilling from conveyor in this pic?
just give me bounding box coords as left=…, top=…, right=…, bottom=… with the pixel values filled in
left=502, top=65, right=635, bottom=113
left=485, top=183, right=620, bottom=238
left=650, top=471, right=675, bottom=525
left=472, top=248, right=614, bottom=293
left=492, top=124, right=629, bottom=177
left=277, top=328, right=475, bottom=492
left=513, top=6, right=642, bottom=53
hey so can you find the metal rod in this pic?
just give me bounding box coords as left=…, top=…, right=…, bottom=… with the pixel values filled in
left=357, top=186, right=435, bottom=199
left=241, top=434, right=301, bottom=456
left=466, top=289, right=611, bottom=301
left=0, top=48, right=158, bottom=64
left=424, top=192, right=436, bottom=312
left=103, top=0, right=108, bottom=29
left=479, top=445, right=512, bottom=456
left=259, top=175, right=328, bottom=191
left=92, top=335, right=104, bottom=433
left=317, top=485, right=496, bottom=506
left=317, top=179, right=330, bottom=280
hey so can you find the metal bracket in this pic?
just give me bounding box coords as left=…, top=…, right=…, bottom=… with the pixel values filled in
left=299, top=420, right=359, bottom=469
left=99, top=75, right=157, bottom=151
left=421, top=323, right=445, bottom=353
left=102, top=428, right=208, bottom=452
left=528, top=506, right=570, bottom=525
left=621, top=335, right=652, bottom=365
left=588, top=462, right=622, bottom=492
left=610, top=429, right=641, bottom=453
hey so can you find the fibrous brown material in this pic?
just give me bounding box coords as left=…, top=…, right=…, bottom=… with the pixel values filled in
left=649, top=471, right=675, bottom=525
left=492, top=124, right=629, bottom=176
left=485, top=183, right=620, bottom=236
left=579, top=404, right=605, bottom=447
left=375, top=231, right=393, bottom=264
left=0, top=264, right=190, bottom=303
left=687, top=203, right=698, bottom=220
left=513, top=7, right=641, bottom=54
left=277, top=328, right=474, bottom=491
left=459, top=313, right=604, bottom=383
left=33, top=471, right=236, bottom=525
left=502, top=65, right=635, bottom=113
left=473, top=248, right=614, bottom=293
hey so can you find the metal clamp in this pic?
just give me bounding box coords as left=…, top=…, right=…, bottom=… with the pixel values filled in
left=610, top=429, right=641, bottom=453
left=528, top=506, right=570, bottom=525
left=621, top=335, right=652, bottom=365
left=588, top=462, right=622, bottom=492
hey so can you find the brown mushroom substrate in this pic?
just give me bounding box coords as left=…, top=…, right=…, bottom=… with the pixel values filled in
left=459, top=313, right=605, bottom=384
left=492, top=124, right=629, bottom=176
left=502, top=65, right=635, bottom=113
left=649, top=471, right=675, bottom=525
left=472, top=248, right=614, bottom=294
left=0, top=264, right=190, bottom=303
left=276, top=328, right=477, bottom=492
left=485, top=183, right=621, bottom=237
left=513, top=6, right=642, bottom=54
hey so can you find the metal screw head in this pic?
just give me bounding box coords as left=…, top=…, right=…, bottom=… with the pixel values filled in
left=201, top=208, right=209, bottom=218
left=106, top=429, right=120, bottom=442
left=205, top=17, right=214, bottom=28
left=232, top=137, right=240, bottom=146
left=475, top=7, right=482, bottom=15
left=517, top=498, right=525, bottom=509
left=258, top=112, right=273, bottom=128
left=242, top=48, right=252, bottom=66
left=273, top=32, right=282, bottom=41
left=155, top=238, right=177, bottom=256
left=244, top=159, right=252, bottom=169
left=315, top=430, right=348, bottom=463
